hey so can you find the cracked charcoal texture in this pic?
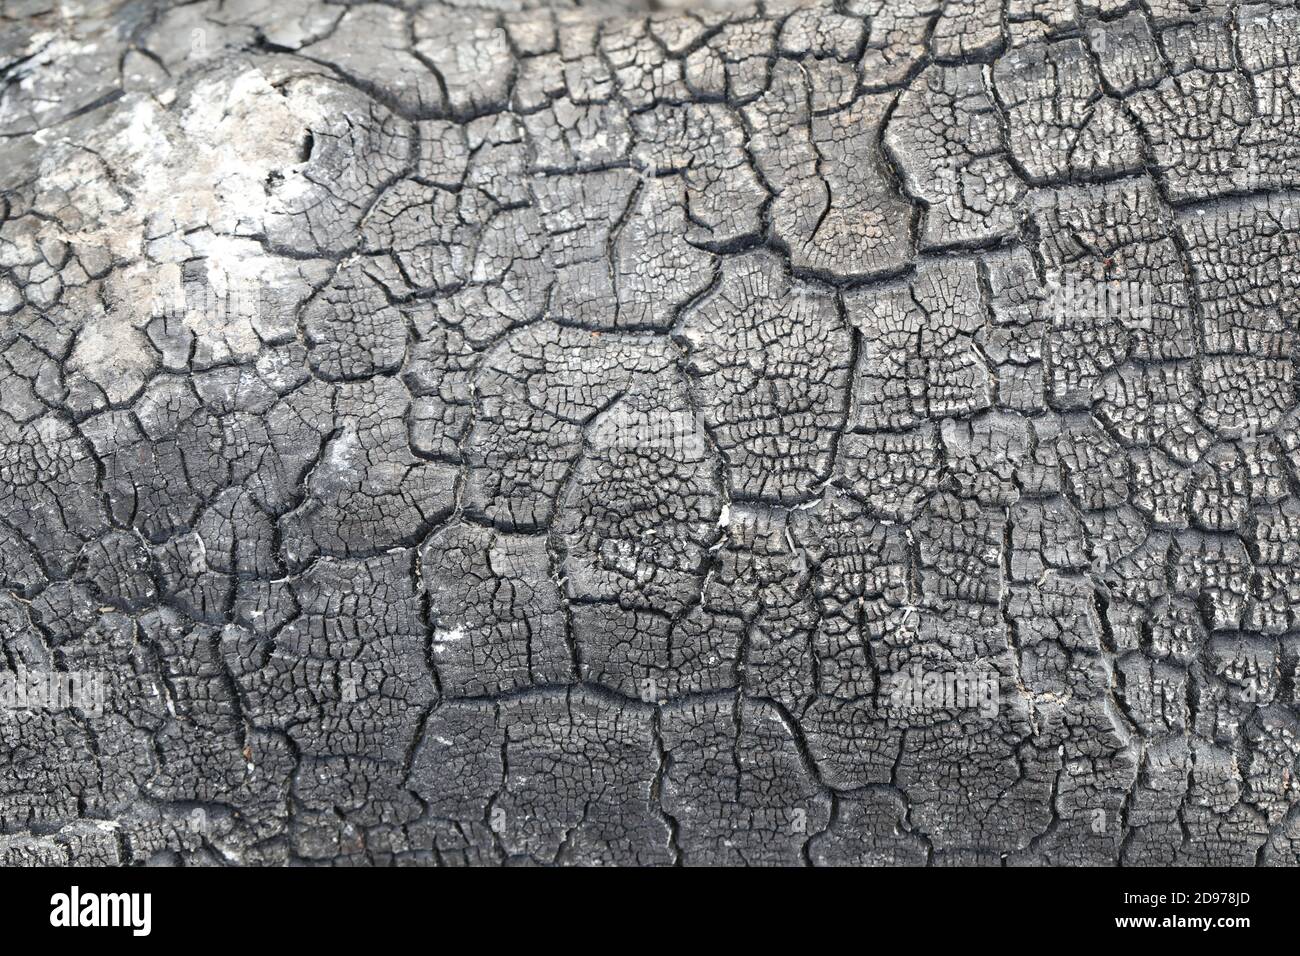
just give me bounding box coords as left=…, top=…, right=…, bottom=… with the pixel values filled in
left=2, top=0, right=1300, bottom=869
